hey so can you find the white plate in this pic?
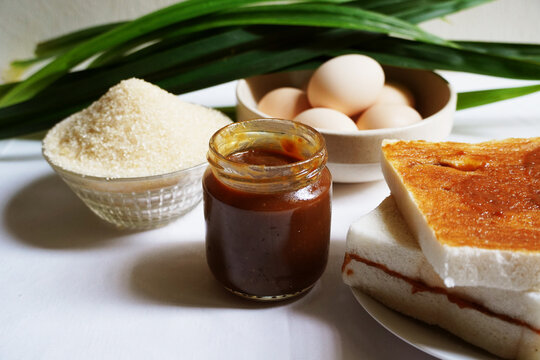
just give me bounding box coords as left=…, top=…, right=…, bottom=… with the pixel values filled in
left=351, top=288, right=498, bottom=360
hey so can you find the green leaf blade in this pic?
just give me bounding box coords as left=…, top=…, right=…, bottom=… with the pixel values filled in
left=359, top=0, right=494, bottom=24
left=456, top=41, right=540, bottom=63
left=457, top=84, right=540, bottom=110
left=336, top=37, right=540, bottom=80
left=35, top=22, right=125, bottom=58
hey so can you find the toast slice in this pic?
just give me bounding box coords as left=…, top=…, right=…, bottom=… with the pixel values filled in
left=342, top=197, right=540, bottom=360
left=381, top=137, right=540, bottom=290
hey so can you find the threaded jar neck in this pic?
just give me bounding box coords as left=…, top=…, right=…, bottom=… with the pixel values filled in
left=207, top=119, right=328, bottom=193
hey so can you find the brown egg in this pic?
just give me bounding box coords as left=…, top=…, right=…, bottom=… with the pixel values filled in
left=257, top=87, right=311, bottom=120
left=373, top=82, right=415, bottom=107
left=294, top=108, right=358, bottom=132
left=307, top=54, right=385, bottom=116
left=356, top=104, right=422, bottom=130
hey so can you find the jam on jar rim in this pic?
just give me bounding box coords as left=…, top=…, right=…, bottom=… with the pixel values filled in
left=207, top=118, right=328, bottom=193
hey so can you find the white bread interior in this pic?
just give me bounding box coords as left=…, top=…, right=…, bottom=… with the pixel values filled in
left=343, top=197, right=540, bottom=359
left=380, top=139, right=540, bottom=291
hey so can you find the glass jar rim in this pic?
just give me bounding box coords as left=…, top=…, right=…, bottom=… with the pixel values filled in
left=207, top=118, right=328, bottom=192
left=208, top=118, right=327, bottom=170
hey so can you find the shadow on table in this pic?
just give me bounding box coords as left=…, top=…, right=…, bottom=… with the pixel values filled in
left=129, top=241, right=300, bottom=309
left=4, top=174, right=127, bottom=249
left=128, top=234, right=432, bottom=358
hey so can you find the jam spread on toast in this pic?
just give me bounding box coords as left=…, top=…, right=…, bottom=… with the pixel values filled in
left=383, top=138, right=540, bottom=251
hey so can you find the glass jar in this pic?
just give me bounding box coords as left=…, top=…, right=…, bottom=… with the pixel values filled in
left=203, top=119, right=332, bottom=301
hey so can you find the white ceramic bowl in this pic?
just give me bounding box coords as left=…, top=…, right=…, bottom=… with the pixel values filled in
left=236, top=66, right=456, bottom=182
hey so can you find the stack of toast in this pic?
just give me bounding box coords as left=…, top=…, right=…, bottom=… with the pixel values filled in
left=342, top=137, right=540, bottom=359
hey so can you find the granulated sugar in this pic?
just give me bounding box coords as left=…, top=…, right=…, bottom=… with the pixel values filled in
left=43, top=78, right=231, bottom=178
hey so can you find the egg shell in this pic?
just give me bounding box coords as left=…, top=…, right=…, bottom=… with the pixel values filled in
left=373, top=82, right=415, bottom=107
left=356, top=104, right=422, bottom=130
left=294, top=107, right=358, bottom=132
left=257, top=87, right=311, bottom=120
left=307, top=54, right=385, bottom=116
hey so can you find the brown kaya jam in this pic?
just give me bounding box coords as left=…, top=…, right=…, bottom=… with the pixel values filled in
left=203, top=119, right=331, bottom=301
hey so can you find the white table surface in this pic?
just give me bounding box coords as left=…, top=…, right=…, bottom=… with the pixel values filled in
left=0, top=72, right=539, bottom=360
